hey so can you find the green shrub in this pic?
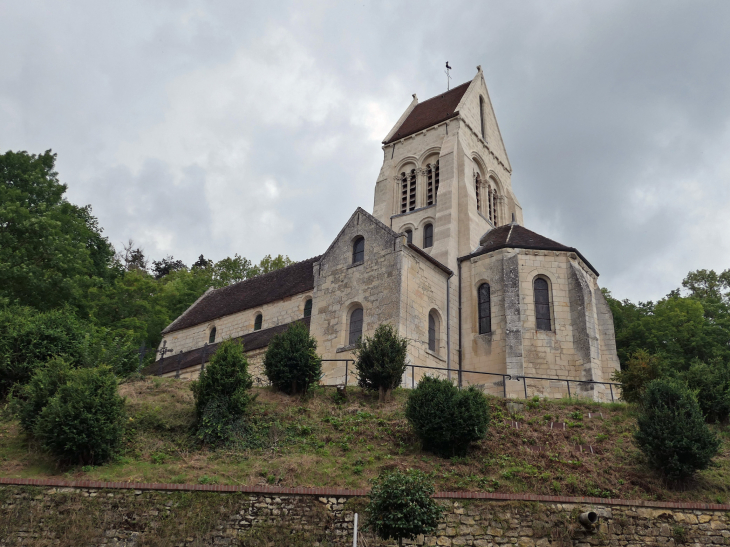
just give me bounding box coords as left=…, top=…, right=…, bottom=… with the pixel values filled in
left=677, top=360, right=730, bottom=423
left=405, top=376, right=490, bottom=457
left=191, top=339, right=254, bottom=444
left=34, top=366, right=125, bottom=465
left=365, top=469, right=444, bottom=547
left=612, top=349, right=663, bottom=404
left=354, top=323, right=408, bottom=402
left=17, top=357, right=74, bottom=432
left=635, top=379, right=720, bottom=482
left=263, top=321, right=321, bottom=395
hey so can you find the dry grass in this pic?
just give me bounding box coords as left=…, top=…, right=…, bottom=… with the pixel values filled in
left=2, top=377, right=730, bottom=502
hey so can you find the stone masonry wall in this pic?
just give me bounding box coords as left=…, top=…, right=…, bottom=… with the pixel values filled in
left=2, top=481, right=729, bottom=547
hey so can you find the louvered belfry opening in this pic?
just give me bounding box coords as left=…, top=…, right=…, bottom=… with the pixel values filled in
left=475, top=173, right=481, bottom=213
left=400, top=172, right=408, bottom=213
left=488, top=185, right=493, bottom=223
left=426, top=160, right=440, bottom=206
left=534, top=278, right=552, bottom=331
left=408, top=169, right=416, bottom=211
left=492, top=189, right=498, bottom=226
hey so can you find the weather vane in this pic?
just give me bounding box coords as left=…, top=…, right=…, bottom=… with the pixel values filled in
left=445, top=62, right=452, bottom=90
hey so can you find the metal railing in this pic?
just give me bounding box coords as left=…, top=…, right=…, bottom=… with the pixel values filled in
left=320, top=360, right=622, bottom=402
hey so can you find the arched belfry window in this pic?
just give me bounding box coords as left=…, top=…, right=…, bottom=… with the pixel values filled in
left=534, top=278, right=552, bottom=331
left=478, top=283, right=491, bottom=334
left=487, top=184, right=494, bottom=223
left=427, top=160, right=440, bottom=206
left=209, top=326, right=216, bottom=344
left=400, top=172, right=408, bottom=213
left=479, top=96, right=486, bottom=140
left=303, top=299, right=312, bottom=318
left=475, top=172, right=481, bottom=213
left=352, top=237, right=364, bottom=264
left=492, top=188, right=499, bottom=226
left=423, top=223, right=433, bottom=248
left=428, top=311, right=438, bottom=353
left=408, top=169, right=416, bottom=211
left=254, top=313, right=263, bottom=331
left=399, top=168, right=417, bottom=213
left=404, top=229, right=413, bottom=244
left=348, top=307, right=363, bottom=345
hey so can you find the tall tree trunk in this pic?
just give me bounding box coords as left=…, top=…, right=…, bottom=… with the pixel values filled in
left=378, top=385, right=385, bottom=403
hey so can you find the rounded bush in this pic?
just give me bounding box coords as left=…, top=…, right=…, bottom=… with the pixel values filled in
left=635, top=378, right=720, bottom=482
left=354, top=323, right=408, bottom=401
left=365, top=469, right=443, bottom=546
left=34, top=365, right=125, bottom=465
left=191, top=339, right=253, bottom=444
left=17, top=357, right=73, bottom=433
left=405, top=376, right=490, bottom=457
left=263, top=321, right=321, bottom=395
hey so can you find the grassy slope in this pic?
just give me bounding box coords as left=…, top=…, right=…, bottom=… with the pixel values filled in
left=1, top=377, right=729, bottom=502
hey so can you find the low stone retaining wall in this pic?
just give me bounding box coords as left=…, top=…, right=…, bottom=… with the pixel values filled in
left=1, top=478, right=728, bottom=546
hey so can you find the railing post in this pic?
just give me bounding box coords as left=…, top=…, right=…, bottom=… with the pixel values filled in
left=412, top=365, right=415, bottom=389
left=345, top=360, right=349, bottom=389
left=609, top=383, right=614, bottom=402
left=522, top=376, right=527, bottom=399
left=502, top=375, right=507, bottom=398
left=566, top=380, right=571, bottom=399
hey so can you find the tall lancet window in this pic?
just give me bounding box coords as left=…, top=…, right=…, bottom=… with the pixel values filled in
left=479, top=96, right=486, bottom=140
left=487, top=185, right=494, bottom=223
left=534, top=278, right=552, bottom=331
left=408, top=169, right=417, bottom=211
left=478, top=283, right=491, bottom=334
left=492, top=189, right=498, bottom=226
left=475, top=173, right=481, bottom=213
left=400, top=172, right=408, bottom=213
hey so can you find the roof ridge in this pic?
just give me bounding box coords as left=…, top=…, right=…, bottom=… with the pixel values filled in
left=415, top=81, right=470, bottom=106
left=215, top=255, right=321, bottom=294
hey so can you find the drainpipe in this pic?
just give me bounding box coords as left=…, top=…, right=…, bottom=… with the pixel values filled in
left=446, top=272, right=454, bottom=381
left=457, top=257, right=463, bottom=388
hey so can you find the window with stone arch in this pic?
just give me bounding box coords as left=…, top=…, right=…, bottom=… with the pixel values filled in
left=475, top=172, right=482, bottom=213
left=352, top=236, right=364, bottom=264
left=426, top=160, right=439, bottom=206
left=399, top=168, right=417, bottom=213
left=404, top=229, right=413, bottom=244
left=534, top=277, right=552, bottom=331
left=208, top=326, right=216, bottom=344
left=303, top=298, right=313, bottom=318
left=492, top=188, right=499, bottom=226
left=254, top=313, right=263, bottom=331
left=478, top=283, right=491, bottom=334
left=487, top=183, right=494, bottom=223
left=428, top=310, right=440, bottom=353
left=348, top=306, right=364, bottom=346
left=423, top=223, right=434, bottom=248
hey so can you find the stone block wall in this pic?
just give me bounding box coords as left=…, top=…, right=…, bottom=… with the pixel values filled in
left=2, top=479, right=729, bottom=547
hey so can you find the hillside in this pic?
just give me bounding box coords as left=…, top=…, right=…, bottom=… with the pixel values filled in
left=1, top=377, right=729, bottom=502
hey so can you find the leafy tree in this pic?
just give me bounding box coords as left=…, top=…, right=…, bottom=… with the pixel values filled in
left=264, top=321, right=322, bottom=395
left=191, top=339, right=254, bottom=445
left=254, top=254, right=293, bottom=276
left=151, top=255, right=187, bottom=279
left=0, top=306, right=89, bottom=396
left=677, top=360, right=730, bottom=424
left=0, top=150, right=116, bottom=311
left=34, top=365, right=125, bottom=465
left=611, top=349, right=664, bottom=404
left=635, top=379, right=720, bottom=482
left=365, top=469, right=444, bottom=547
left=405, top=376, right=490, bottom=457
left=116, top=239, right=148, bottom=272
left=354, top=323, right=408, bottom=402
left=192, top=254, right=213, bottom=270
left=17, top=357, right=73, bottom=432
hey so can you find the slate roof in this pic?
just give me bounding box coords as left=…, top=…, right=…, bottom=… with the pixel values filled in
left=151, top=317, right=311, bottom=376
left=162, top=256, right=321, bottom=335
left=464, top=224, right=599, bottom=276
left=384, top=81, right=470, bottom=144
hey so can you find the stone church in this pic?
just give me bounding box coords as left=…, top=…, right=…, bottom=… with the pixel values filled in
left=156, top=66, right=620, bottom=401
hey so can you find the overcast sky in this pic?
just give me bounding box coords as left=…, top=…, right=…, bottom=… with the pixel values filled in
left=2, top=0, right=729, bottom=302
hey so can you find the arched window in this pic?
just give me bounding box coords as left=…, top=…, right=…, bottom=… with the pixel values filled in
left=348, top=307, right=363, bottom=345
left=408, top=168, right=417, bottom=211
left=404, top=229, right=413, bottom=244
left=303, top=299, right=312, bottom=318
left=478, top=283, right=491, bottom=334
left=209, top=327, right=216, bottom=344
left=426, top=160, right=440, bottom=206
left=352, top=237, right=364, bottom=264
left=492, top=188, right=498, bottom=226
left=254, top=313, right=263, bottom=331
left=475, top=172, right=481, bottom=213
left=534, top=278, right=552, bottom=331
left=428, top=312, right=438, bottom=352
left=400, top=172, right=408, bottom=213
left=487, top=184, right=494, bottom=223
left=423, top=223, right=433, bottom=248
left=479, top=96, right=486, bottom=140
